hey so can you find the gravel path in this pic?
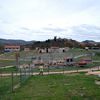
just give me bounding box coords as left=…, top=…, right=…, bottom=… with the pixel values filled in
left=0, top=66, right=100, bottom=77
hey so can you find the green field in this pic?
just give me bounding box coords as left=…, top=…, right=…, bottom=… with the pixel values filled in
left=0, top=59, right=16, bottom=67
left=0, top=76, right=11, bottom=96
left=1, top=73, right=100, bottom=100
left=0, top=66, right=17, bottom=73
left=0, top=48, right=100, bottom=100
left=0, top=76, right=20, bottom=100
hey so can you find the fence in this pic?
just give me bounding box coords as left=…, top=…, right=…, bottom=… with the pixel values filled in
left=0, top=66, right=32, bottom=100
left=0, top=64, right=100, bottom=99
left=0, top=51, right=100, bottom=99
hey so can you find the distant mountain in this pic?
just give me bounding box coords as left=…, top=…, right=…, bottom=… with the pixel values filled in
left=0, top=38, right=35, bottom=45
left=82, top=40, right=96, bottom=43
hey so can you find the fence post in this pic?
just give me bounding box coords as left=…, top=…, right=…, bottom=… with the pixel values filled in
left=63, top=66, right=64, bottom=74
left=77, top=67, right=78, bottom=73
left=20, top=68, right=22, bottom=85
left=98, top=66, right=99, bottom=70
left=11, top=72, right=14, bottom=93
left=48, top=66, right=49, bottom=75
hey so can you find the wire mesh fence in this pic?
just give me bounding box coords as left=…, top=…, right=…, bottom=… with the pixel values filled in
left=0, top=66, right=33, bottom=100
left=0, top=71, right=20, bottom=99
left=0, top=64, right=100, bottom=99
left=0, top=50, right=100, bottom=99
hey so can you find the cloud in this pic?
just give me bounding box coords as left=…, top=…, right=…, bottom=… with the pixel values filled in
left=20, top=27, right=30, bottom=31
left=43, top=27, right=67, bottom=33
left=68, top=24, right=100, bottom=41
left=0, top=0, right=100, bottom=41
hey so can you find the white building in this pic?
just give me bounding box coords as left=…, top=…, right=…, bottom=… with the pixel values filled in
left=4, top=45, right=20, bottom=52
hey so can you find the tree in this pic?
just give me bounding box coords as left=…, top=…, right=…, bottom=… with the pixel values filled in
left=0, top=45, right=4, bottom=53
left=54, top=36, right=57, bottom=41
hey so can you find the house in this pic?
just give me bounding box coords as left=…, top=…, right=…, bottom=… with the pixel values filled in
left=64, top=57, right=75, bottom=66
left=4, top=45, right=20, bottom=52
left=77, top=58, right=92, bottom=67
left=24, top=48, right=30, bottom=51
left=59, top=47, right=70, bottom=53
left=36, top=48, right=50, bottom=53
left=50, top=46, right=59, bottom=52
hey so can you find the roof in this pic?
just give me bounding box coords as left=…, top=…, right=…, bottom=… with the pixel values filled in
left=65, top=57, right=73, bottom=59
left=4, top=45, right=20, bottom=48
left=51, top=46, right=59, bottom=49
left=78, top=60, right=87, bottom=65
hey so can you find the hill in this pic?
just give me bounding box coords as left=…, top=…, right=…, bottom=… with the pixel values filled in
left=31, top=37, right=80, bottom=49
left=0, top=38, right=34, bottom=45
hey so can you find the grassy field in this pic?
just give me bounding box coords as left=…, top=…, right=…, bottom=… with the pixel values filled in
left=0, top=49, right=100, bottom=99
left=0, top=76, right=20, bottom=100
left=1, top=73, right=100, bottom=100
left=0, top=62, right=100, bottom=73
left=0, top=59, right=16, bottom=67
left=0, top=76, right=11, bottom=96
left=0, top=66, right=18, bottom=73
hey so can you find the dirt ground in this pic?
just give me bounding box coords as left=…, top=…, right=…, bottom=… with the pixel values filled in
left=86, top=71, right=100, bottom=75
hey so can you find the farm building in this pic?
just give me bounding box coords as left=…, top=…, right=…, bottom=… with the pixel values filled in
left=24, top=48, right=30, bottom=51
left=76, top=57, right=92, bottom=67
left=4, top=45, right=20, bottom=52
left=59, top=47, right=70, bottom=53
left=36, top=47, right=70, bottom=53
left=64, top=57, right=75, bottom=66
left=36, top=48, right=51, bottom=53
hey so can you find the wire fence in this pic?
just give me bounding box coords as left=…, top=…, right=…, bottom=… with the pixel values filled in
left=0, top=66, right=32, bottom=100
left=0, top=51, right=100, bottom=99
left=0, top=64, right=100, bottom=100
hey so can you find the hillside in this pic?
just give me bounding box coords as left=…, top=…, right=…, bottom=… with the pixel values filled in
left=0, top=39, right=34, bottom=45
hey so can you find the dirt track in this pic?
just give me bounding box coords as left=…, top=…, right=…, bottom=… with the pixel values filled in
left=0, top=66, right=100, bottom=77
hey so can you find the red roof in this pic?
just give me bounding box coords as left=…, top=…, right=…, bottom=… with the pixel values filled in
left=78, top=61, right=87, bottom=65
left=4, top=45, right=20, bottom=48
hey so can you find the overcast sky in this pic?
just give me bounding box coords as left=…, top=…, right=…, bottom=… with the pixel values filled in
left=0, top=0, right=100, bottom=41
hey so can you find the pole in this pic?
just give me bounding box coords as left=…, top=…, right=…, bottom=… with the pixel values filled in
left=48, top=65, right=49, bottom=75
left=20, top=68, right=22, bottom=85
left=11, top=72, right=14, bottom=92
left=63, top=65, right=64, bottom=74
left=15, top=52, right=20, bottom=70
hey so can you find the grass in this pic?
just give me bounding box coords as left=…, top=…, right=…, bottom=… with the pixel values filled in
left=1, top=73, right=100, bottom=100
left=0, top=66, right=18, bottom=73
left=0, top=59, right=16, bottom=67
left=0, top=76, right=11, bottom=95
left=32, top=62, right=100, bottom=73
left=0, top=48, right=100, bottom=99
left=0, top=76, right=20, bottom=99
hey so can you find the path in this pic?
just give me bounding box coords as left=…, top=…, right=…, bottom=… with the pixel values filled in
left=74, top=54, right=87, bottom=59
left=0, top=65, right=14, bottom=69
left=0, top=66, right=100, bottom=77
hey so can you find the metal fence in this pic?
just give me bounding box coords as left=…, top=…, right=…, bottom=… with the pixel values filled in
left=0, top=64, right=100, bottom=100
left=0, top=66, right=32, bottom=100
left=0, top=51, right=100, bottom=99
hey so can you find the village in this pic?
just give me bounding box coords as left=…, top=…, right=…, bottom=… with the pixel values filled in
left=0, top=0, right=100, bottom=99
left=2, top=43, right=93, bottom=69
left=0, top=42, right=100, bottom=100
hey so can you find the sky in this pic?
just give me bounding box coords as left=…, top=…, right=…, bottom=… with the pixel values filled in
left=0, top=0, right=100, bottom=41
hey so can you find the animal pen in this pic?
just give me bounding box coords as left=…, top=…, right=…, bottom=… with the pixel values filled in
left=0, top=51, right=99, bottom=99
